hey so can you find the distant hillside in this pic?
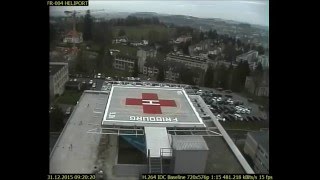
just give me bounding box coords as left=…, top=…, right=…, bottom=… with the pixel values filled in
left=50, top=10, right=268, bottom=32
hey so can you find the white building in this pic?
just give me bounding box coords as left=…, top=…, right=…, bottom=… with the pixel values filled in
left=63, top=30, right=83, bottom=44
left=245, top=72, right=269, bottom=97
left=236, top=50, right=258, bottom=64
left=257, top=55, right=269, bottom=70
left=137, top=47, right=157, bottom=73
left=50, top=62, right=69, bottom=98
left=113, top=56, right=136, bottom=72
left=143, top=66, right=158, bottom=77
left=243, top=129, right=269, bottom=174
left=113, top=36, right=128, bottom=44
left=175, top=35, right=192, bottom=44
left=166, top=53, right=208, bottom=71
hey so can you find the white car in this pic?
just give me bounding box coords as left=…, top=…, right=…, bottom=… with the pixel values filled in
left=89, top=80, right=93, bottom=84
left=73, top=78, right=77, bottom=82
left=216, top=114, right=226, bottom=122
left=92, top=83, right=96, bottom=88
left=234, top=114, right=243, bottom=121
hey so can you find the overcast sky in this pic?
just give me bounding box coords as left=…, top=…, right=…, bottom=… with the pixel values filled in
left=50, top=0, right=269, bottom=26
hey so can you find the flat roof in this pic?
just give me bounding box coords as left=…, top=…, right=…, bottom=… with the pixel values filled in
left=102, top=86, right=205, bottom=127
left=145, top=127, right=171, bottom=157
left=50, top=64, right=65, bottom=76
left=50, top=91, right=109, bottom=173
left=172, top=136, right=209, bottom=151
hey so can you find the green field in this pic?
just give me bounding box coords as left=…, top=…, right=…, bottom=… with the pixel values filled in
left=113, top=25, right=175, bottom=41
left=56, top=90, right=83, bottom=105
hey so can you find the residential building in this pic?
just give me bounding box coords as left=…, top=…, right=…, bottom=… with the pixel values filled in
left=166, top=53, right=208, bottom=71
left=137, top=46, right=157, bottom=73
left=256, top=55, right=269, bottom=70
left=50, top=62, right=69, bottom=98
left=245, top=72, right=269, bottom=97
left=113, top=55, right=136, bottom=72
left=112, top=36, right=128, bottom=44
left=236, top=50, right=258, bottom=64
left=130, top=41, right=143, bottom=47
left=165, top=68, right=180, bottom=82
left=63, top=30, right=83, bottom=44
left=175, top=35, right=192, bottom=44
left=243, top=129, right=269, bottom=174
left=143, top=66, right=159, bottom=77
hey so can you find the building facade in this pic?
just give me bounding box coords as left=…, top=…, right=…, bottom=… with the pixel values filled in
left=63, top=30, right=83, bottom=44
left=257, top=55, right=269, bottom=70
left=137, top=47, right=157, bottom=73
left=166, top=53, right=208, bottom=71
left=243, top=130, right=269, bottom=174
left=50, top=62, right=69, bottom=98
left=245, top=72, right=269, bottom=97
left=113, top=56, right=136, bottom=72
left=143, top=66, right=159, bottom=77
left=236, top=50, right=259, bottom=69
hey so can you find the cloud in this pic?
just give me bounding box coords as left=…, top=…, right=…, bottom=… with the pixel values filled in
left=238, top=1, right=268, bottom=6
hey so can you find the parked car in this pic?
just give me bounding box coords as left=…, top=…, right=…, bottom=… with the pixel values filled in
left=224, top=90, right=232, bottom=93
left=246, top=116, right=254, bottom=121
left=234, top=114, right=244, bottom=121
left=216, top=114, right=226, bottom=122
left=252, top=116, right=260, bottom=121
left=258, top=117, right=266, bottom=121
left=259, top=105, right=265, bottom=111
left=248, top=98, right=254, bottom=102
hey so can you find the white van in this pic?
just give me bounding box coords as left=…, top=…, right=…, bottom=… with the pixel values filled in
left=65, top=107, right=72, bottom=115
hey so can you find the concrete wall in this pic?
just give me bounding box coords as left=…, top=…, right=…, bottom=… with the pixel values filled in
left=113, top=164, right=148, bottom=177
left=243, top=133, right=258, bottom=160
left=253, top=145, right=269, bottom=173
left=173, top=150, right=208, bottom=174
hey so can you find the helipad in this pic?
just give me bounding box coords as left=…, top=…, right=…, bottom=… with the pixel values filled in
left=102, top=86, right=205, bottom=127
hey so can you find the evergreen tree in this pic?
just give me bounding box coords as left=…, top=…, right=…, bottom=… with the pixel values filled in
left=157, top=65, right=165, bottom=82
left=132, top=59, right=139, bottom=77
left=50, top=106, right=64, bottom=132
left=204, top=65, right=214, bottom=87
left=118, top=29, right=126, bottom=37
left=83, top=10, right=93, bottom=41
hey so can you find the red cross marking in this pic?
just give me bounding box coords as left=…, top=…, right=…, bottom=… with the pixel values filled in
left=125, top=93, right=177, bottom=114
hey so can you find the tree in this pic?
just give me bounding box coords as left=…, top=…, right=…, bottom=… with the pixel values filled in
left=96, top=46, right=106, bottom=72
left=216, top=64, right=228, bottom=88
left=50, top=106, right=65, bottom=132
left=148, top=30, right=160, bottom=43
left=132, top=59, right=139, bottom=77
left=118, top=29, right=126, bottom=37
left=83, top=10, right=93, bottom=41
left=199, top=31, right=205, bottom=41
left=204, top=65, right=214, bottom=88
left=257, top=45, right=265, bottom=55
left=157, top=65, right=165, bottom=82
left=227, top=63, right=234, bottom=89
left=93, top=21, right=113, bottom=46
left=252, top=62, right=264, bottom=95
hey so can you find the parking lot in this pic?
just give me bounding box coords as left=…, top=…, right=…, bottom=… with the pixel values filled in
left=195, top=88, right=268, bottom=126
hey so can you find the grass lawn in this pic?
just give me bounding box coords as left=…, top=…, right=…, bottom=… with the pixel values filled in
left=56, top=90, right=83, bottom=105
left=112, top=25, right=175, bottom=40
